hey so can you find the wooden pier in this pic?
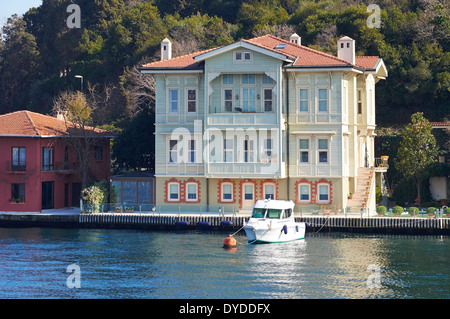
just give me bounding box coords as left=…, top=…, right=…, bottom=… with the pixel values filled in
left=77, top=213, right=450, bottom=235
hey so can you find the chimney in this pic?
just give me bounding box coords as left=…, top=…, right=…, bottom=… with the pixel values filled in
left=337, top=36, right=355, bottom=65
left=290, top=33, right=301, bottom=45
left=56, top=111, right=66, bottom=121
left=161, top=38, right=172, bottom=61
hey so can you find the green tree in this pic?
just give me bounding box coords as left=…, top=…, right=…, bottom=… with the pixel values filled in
left=52, top=88, right=115, bottom=189
left=237, top=0, right=289, bottom=37
left=0, top=15, right=41, bottom=113
left=395, top=112, right=439, bottom=206
left=112, top=109, right=155, bottom=172
left=163, top=12, right=236, bottom=55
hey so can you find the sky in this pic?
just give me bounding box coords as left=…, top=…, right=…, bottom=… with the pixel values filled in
left=0, top=0, right=43, bottom=27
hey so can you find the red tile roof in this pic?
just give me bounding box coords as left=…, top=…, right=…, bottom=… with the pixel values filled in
left=141, top=48, right=216, bottom=70
left=430, top=121, right=450, bottom=128
left=0, top=110, right=114, bottom=137
left=142, top=34, right=380, bottom=70
left=245, top=35, right=353, bottom=67
left=355, top=56, right=380, bottom=70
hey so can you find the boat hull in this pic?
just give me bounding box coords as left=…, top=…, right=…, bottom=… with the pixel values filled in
left=244, top=221, right=306, bottom=244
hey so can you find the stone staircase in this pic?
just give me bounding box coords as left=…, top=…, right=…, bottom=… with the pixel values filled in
left=347, top=167, right=374, bottom=213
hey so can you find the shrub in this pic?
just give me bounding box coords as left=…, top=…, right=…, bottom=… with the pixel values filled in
left=376, top=205, right=387, bottom=215
left=444, top=207, right=450, bottom=216
left=408, top=207, right=419, bottom=216
left=427, top=207, right=436, bottom=215
left=81, top=181, right=108, bottom=204
left=392, top=206, right=403, bottom=215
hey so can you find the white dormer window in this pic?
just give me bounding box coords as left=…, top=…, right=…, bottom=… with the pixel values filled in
left=234, top=51, right=252, bottom=62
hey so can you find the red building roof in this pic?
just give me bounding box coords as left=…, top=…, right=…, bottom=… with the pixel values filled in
left=141, top=34, right=381, bottom=71
left=0, top=110, right=114, bottom=137
left=430, top=121, right=450, bottom=128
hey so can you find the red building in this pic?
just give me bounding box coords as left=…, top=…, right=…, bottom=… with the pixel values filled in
left=0, top=110, right=114, bottom=212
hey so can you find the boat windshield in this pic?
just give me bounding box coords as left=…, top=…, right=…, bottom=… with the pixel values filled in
left=251, top=208, right=266, bottom=218
left=251, top=208, right=283, bottom=219
left=267, top=209, right=282, bottom=218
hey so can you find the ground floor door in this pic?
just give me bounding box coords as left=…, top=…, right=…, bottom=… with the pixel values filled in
left=72, top=183, right=81, bottom=207
left=64, top=183, right=69, bottom=207
left=241, top=182, right=255, bottom=209
left=42, top=181, right=54, bottom=210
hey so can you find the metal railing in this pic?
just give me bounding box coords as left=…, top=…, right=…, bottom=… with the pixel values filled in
left=6, top=161, right=26, bottom=172
left=374, top=156, right=389, bottom=169
left=81, top=202, right=449, bottom=219
left=81, top=202, right=241, bottom=217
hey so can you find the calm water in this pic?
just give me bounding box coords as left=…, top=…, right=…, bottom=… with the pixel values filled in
left=0, top=227, right=449, bottom=299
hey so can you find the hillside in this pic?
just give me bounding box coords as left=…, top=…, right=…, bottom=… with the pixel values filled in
left=0, top=0, right=448, bottom=171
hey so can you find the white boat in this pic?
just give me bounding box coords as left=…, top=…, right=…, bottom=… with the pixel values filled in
left=243, top=199, right=306, bottom=244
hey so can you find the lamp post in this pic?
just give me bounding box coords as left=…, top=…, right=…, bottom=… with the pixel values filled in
left=75, top=75, right=83, bottom=91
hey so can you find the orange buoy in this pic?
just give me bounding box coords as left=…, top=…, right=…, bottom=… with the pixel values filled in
left=223, top=235, right=237, bottom=248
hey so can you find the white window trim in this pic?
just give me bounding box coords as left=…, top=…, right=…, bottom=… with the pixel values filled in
left=298, top=87, right=310, bottom=113
left=241, top=74, right=256, bottom=84
left=241, top=86, right=256, bottom=112
left=168, top=138, right=179, bottom=164
left=188, top=139, right=196, bottom=163
left=261, top=138, right=273, bottom=163
left=262, top=74, right=274, bottom=84
left=241, top=137, right=256, bottom=163
left=221, top=183, right=233, bottom=202
left=242, top=182, right=255, bottom=201
left=262, top=88, right=274, bottom=112
left=234, top=51, right=252, bottom=62
left=168, top=88, right=179, bottom=114
left=342, top=80, right=348, bottom=121
left=186, top=182, right=198, bottom=202
left=298, top=137, right=310, bottom=164
left=316, top=87, right=329, bottom=113
left=317, top=137, right=330, bottom=165
left=222, top=88, right=234, bottom=113
left=223, top=138, right=234, bottom=163
left=168, top=182, right=180, bottom=202
left=316, top=183, right=330, bottom=204
left=357, top=88, right=363, bottom=114
left=185, top=88, right=197, bottom=114
left=263, top=182, right=276, bottom=200
left=222, top=74, right=233, bottom=85
left=298, top=183, right=311, bottom=203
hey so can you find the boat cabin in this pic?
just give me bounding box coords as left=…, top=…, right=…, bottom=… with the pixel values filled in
left=251, top=208, right=293, bottom=219
left=250, top=199, right=295, bottom=219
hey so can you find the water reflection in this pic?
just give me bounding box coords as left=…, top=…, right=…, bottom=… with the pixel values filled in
left=0, top=228, right=449, bottom=298
left=245, top=239, right=309, bottom=298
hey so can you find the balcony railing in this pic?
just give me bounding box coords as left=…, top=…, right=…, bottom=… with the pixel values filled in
left=207, top=111, right=281, bottom=125
left=6, top=161, right=26, bottom=172
left=156, top=163, right=204, bottom=175
left=41, top=162, right=78, bottom=172
left=374, top=157, right=389, bottom=171
left=206, top=161, right=284, bottom=178
left=55, top=162, right=78, bottom=171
